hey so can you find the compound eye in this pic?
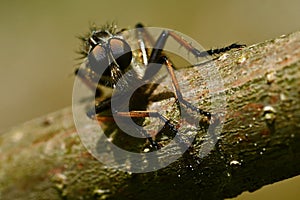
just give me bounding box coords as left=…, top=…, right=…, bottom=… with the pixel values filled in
left=87, top=45, right=110, bottom=76
left=109, top=38, right=132, bottom=70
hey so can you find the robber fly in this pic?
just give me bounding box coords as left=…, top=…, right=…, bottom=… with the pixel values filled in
left=75, top=23, right=244, bottom=151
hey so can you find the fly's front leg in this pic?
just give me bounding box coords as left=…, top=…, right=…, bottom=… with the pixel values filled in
left=134, top=23, right=156, bottom=66
left=86, top=97, right=112, bottom=118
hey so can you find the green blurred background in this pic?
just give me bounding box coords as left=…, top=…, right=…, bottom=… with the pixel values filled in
left=0, top=0, right=299, bottom=199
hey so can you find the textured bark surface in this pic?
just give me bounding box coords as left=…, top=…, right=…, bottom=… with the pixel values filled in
left=0, top=31, right=300, bottom=200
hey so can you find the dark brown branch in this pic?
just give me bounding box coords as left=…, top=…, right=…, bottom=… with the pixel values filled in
left=0, top=31, right=300, bottom=200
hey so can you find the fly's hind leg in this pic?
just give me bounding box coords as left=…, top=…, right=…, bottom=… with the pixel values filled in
left=93, top=109, right=188, bottom=150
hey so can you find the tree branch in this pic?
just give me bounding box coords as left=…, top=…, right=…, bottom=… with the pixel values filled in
left=1, top=31, right=300, bottom=200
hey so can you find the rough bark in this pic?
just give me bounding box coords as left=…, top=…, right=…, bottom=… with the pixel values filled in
left=0, top=31, right=300, bottom=200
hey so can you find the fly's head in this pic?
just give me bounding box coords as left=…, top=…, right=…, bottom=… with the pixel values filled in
left=76, top=24, right=133, bottom=89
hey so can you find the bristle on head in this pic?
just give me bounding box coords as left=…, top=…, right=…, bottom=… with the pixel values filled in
left=77, top=22, right=119, bottom=58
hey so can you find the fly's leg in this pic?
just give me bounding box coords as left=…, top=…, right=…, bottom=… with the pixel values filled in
left=136, top=23, right=244, bottom=58
left=140, top=29, right=213, bottom=120
left=86, top=97, right=112, bottom=118
left=92, top=109, right=188, bottom=150
left=116, top=111, right=181, bottom=149
left=206, top=43, right=246, bottom=55
left=160, top=56, right=212, bottom=118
